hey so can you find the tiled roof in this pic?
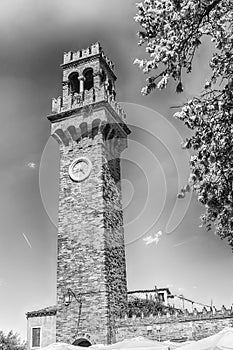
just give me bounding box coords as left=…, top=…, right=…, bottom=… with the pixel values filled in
left=26, top=305, right=57, bottom=318
left=128, top=288, right=172, bottom=295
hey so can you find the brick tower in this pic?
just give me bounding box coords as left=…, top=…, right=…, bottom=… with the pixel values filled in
left=47, top=43, right=130, bottom=345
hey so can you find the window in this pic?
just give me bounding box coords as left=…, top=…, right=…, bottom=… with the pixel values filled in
left=108, top=80, right=113, bottom=94
left=68, top=72, right=80, bottom=94
left=158, top=293, right=165, bottom=302
left=100, top=69, right=106, bottom=84
left=31, top=327, right=41, bottom=348
left=83, top=68, right=94, bottom=91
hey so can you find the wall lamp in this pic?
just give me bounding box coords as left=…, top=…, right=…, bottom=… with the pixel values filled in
left=64, top=288, right=81, bottom=306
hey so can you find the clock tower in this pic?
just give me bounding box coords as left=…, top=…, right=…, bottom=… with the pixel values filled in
left=47, top=43, right=130, bottom=345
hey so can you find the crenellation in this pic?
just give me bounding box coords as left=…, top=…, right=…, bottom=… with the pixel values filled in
left=63, top=42, right=102, bottom=65
left=52, top=96, right=63, bottom=113
left=118, top=305, right=233, bottom=323
left=101, top=53, right=114, bottom=71
left=92, top=41, right=102, bottom=54
left=115, top=307, right=233, bottom=342
left=53, top=44, right=124, bottom=125
left=62, top=42, right=115, bottom=74
left=50, top=88, right=126, bottom=121
left=63, top=52, right=70, bottom=64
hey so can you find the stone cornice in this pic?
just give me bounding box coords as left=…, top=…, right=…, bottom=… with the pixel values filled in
left=47, top=100, right=131, bottom=136
left=60, top=53, right=101, bottom=69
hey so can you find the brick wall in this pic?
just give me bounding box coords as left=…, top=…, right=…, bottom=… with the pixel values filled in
left=116, top=314, right=233, bottom=342
left=52, top=105, right=129, bottom=345
left=56, top=125, right=108, bottom=344
left=27, top=310, right=233, bottom=347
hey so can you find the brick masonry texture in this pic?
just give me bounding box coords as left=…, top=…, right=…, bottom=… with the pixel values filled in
left=26, top=308, right=233, bottom=346
left=53, top=106, right=128, bottom=345
left=49, top=45, right=130, bottom=345
left=115, top=315, right=233, bottom=342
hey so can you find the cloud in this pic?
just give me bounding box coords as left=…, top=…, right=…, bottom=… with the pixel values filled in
left=143, top=230, right=162, bottom=246
left=27, top=162, right=37, bottom=169
left=22, top=233, right=32, bottom=248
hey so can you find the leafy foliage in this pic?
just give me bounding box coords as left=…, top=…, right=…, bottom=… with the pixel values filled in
left=0, top=331, right=27, bottom=350
left=134, top=0, right=233, bottom=246
left=128, top=297, right=179, bottom=316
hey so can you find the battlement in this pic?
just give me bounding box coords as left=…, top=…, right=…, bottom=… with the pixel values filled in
left=51, top=88, right=126, bottom=120
left=63, top=42, right=115, bottom=71
left=116, top=305, right=233, bottom=343
left=117, top=304, right=233, bottom=324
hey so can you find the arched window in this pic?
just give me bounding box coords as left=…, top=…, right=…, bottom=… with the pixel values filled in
left=68, top=72, right=80, bottom=94
left=83, top=68, right=94, bottom=91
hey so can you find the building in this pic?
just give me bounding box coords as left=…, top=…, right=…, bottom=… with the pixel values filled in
left=28, top=41, right=130, bottom=346
left=26, top=43, right=233, bottom=349
left=128, top=287, right=173, bottom=306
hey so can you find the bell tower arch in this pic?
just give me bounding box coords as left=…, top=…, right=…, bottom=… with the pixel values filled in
left=48, top=42, right=130, bottom=345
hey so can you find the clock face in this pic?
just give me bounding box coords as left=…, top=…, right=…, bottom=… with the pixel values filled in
left=69, top=157, right=92, bottom=182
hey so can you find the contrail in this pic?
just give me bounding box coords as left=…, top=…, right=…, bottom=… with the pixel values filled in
left=22, top=233, right=32, bottom=248
left=173, top=236, right=197, bottom=248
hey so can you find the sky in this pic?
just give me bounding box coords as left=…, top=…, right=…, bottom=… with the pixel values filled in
left=0, top=0, right=233, bottom=342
